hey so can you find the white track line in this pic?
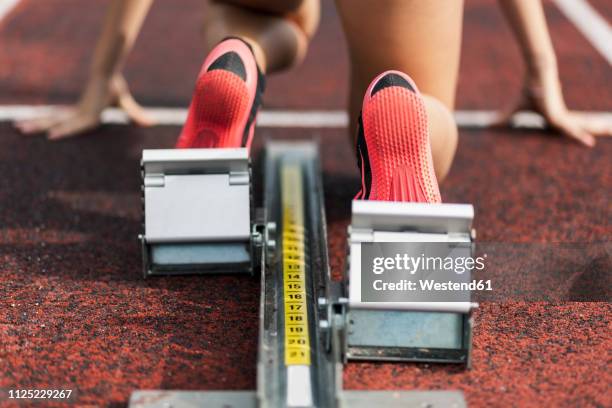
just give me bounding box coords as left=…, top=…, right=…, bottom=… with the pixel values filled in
left=0, top=0, right=20, bottom=23
left=1, top=105, right=611, bottom=129
left=554, top=0, right=612, bottom=65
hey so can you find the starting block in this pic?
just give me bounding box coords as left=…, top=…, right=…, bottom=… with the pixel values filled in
left=133, top=141, right=475, bottom=407
left=140, top=148, right=261, bottom=277
left=342, top=200, right=477, bottom=366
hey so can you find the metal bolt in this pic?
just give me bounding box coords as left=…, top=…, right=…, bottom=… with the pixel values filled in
left=252, top=231, right=262, bottom=246
left=267, top=240, right=276, bottom=251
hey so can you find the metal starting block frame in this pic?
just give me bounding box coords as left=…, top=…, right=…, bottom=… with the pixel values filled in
left=140, top=148, right=262, bottom=277
left=340, top=200, right=477, bottom=367
left=132, top=141, right=473, bottom=407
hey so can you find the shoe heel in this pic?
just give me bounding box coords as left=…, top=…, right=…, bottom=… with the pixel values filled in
left=390, top=165, right=428, bottom=202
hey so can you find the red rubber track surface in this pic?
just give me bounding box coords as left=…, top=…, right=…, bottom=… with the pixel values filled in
left=0, top=1, right=610, bottom=407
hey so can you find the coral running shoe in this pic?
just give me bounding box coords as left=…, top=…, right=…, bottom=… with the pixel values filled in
left=175, top=37, right=265, bottom=150
left=355, top=70, right=442, bottom=203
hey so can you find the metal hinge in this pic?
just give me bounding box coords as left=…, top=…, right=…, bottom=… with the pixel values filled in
left=347, top=226, right=374, bottom=243
left=229, top=171, right=250, bottom=185
left=144, top=174, right=164, bottom=187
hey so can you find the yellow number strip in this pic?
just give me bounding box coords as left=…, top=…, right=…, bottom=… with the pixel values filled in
left=281, top=164, right=311, bottom=366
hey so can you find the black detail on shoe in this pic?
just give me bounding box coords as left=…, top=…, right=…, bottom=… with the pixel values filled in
left=215, top=37, right=267, bottom=147
left=371, top=73, right=415, bottom=96
left=356, top=113, right=372, bottom=200
left=240, top=65, right=266, bottom=147
left=207, top=52, right=247, bottom=81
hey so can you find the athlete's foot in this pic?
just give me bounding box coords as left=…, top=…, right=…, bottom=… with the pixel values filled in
left=355, top=70, right=442, bottom=203
left=175, top=37, right=265, bottom=150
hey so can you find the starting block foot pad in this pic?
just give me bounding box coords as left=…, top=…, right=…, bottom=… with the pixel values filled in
left=345, top=200, right=476, bottom=365
left=140, top=147, right=255, bottom=276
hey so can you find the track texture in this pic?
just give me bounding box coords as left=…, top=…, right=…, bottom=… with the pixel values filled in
left=0, top=0, right=610, bottom=407
left=1, top=125, right=610, bottom=407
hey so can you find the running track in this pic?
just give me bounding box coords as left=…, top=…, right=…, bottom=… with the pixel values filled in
left=0, top=1, right=610, bottom=407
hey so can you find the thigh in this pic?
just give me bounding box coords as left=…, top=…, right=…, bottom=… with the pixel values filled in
left=335, top=0, right=464, bottom=109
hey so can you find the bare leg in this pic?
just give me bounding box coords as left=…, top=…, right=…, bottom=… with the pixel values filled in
left=203, top=0, right=320, bottom=73
left=335, top=0, right=463, bottom=181
left=494, top=0, right=611, bottom=146
left=15, top=0, right=154, bottom=139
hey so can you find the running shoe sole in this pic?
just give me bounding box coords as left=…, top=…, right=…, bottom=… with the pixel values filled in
left=175, top=37, right=264, bottom=150
left=356, top=70, right=442, bottom=203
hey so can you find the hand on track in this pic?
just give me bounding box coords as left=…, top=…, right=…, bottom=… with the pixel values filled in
left=492, top=71, right=611, bottom=147
left=14, top=74, right=154, bottom=140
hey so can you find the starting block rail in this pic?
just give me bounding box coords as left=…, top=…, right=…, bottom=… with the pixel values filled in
left=130, top=140, right=474, bottom=407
